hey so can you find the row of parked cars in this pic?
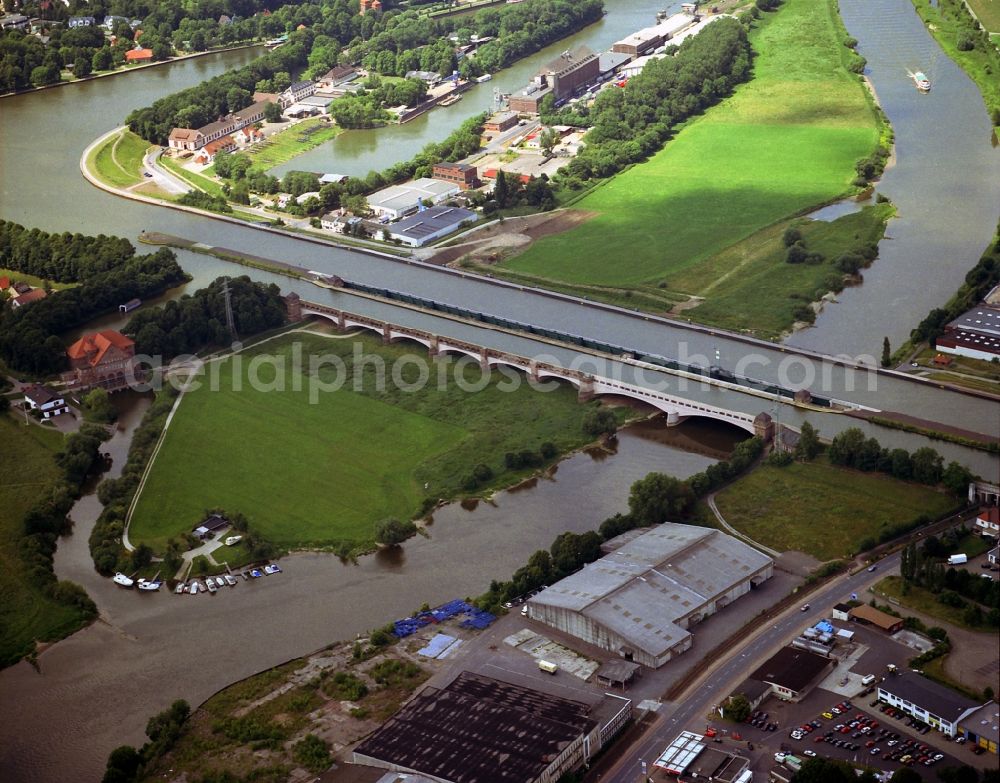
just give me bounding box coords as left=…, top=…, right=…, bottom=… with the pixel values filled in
left=747, top=710, right=778, bottom=732
left=876, top=700, right=986, bottom=755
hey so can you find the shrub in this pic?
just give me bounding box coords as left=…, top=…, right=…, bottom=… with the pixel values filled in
left=292, top=734, right=331, bottom=774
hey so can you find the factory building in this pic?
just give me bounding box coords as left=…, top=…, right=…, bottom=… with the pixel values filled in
left=526, top=524, right=773, bottom=669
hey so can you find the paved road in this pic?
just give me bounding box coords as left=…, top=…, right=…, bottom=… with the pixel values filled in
left=596, top=554, right=902, bottom=783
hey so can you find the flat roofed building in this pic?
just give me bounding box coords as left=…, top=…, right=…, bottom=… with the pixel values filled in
left=484, top=111, right=519, bottom=132
left=612, top=13, right=696, bottom=58
left=654, top=731, right=705, bottom=775
left=750, top=646, right=833, bottom=701
left=387, top=206, right=475, bottom=247
left=936, top=303, right=1000, bottom=360
left=431, top=162, right=478, bottom=190
left=877, top=671, right=985, bottom=737
left=958, top=702, right=998, bottom=754
left=352, top=671, right=601, bottom=783
left=730, top=678, right=772, bottom=711
left=848, top=603, right=904, bottom=633
left=526, top=523, right=773, bottom=669
left=367, top=178, right=460, bottom=220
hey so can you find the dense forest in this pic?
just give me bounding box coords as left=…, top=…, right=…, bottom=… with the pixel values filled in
left=0, top=223, right=187, bottom=375
left=126, top=0, right=603, bottom=142
left=0, top=220, right=137, bottom=282
left=123, top=275, right=287, bottom=360
left=550, top=17, right=752, bottom=186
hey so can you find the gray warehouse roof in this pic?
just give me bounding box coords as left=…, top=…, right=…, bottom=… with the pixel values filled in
left=878, top=672, right=983, bottom=723
left=390, top=206, right=475, bottom=242
left=529, top=524, right=772, bottom=659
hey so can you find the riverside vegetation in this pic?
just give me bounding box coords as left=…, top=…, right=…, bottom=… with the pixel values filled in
left=493, top=0, right=890, bottom=336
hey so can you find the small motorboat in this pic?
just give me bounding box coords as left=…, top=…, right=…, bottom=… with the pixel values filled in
left=249, top=569, right=263, bottom=578
left=189, top=582, right=200, bottom=595
left=263, top=564, right=282, bottom=575
left=113, top=572, right=134, bottom=588
left=206, top=578, right=218, bottom=593
left=224, top=574, right=237, bottom=586
left=174, top=582, right=185, bottom=594
left=137, top=579, right=161, bottom=592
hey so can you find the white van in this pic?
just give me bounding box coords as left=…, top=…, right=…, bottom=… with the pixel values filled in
left=861, top=674, right=877, bottom=686
left=538, top=660, right=558, bottom=675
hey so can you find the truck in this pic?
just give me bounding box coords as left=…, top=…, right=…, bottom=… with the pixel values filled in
left=948, top=554, right=968, bottom=565
left=538, top=660, right=558, bottom=675
left=783, top=756, right=803, bottom=772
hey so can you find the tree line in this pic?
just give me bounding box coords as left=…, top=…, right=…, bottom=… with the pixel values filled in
left=0, top=220, right=136, bottom=282
left=552, top=17, right=752, bottom=187
left=0, top=223, right=187, bottom=376
left=900, top=536, right=999, bottom=627
left=122, top=275, right=287, bottom=361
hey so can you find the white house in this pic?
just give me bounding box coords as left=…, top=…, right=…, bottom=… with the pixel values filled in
left=976, top=508, right=999, bottom=538
left=321, top=213, right=362, bottom=233
left=23, top=384, right=69, bottom=419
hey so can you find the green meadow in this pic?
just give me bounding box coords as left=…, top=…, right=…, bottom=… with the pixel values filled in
left=501, top=0, right=882, bottom=329
left=129, top=332, right=624, bottom=551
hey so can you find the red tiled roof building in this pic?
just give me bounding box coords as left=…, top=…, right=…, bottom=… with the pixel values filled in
left=66, top=330, right=137, bottom=392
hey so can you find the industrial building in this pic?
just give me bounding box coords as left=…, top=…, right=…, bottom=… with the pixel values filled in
left=611, top=12, right=696, bottom=58
left=958, top=702, right=998, bottom=754
left=352, top=671, right=631, bottom=783
left=366, top=178, right=460, bottom=220
left=526, top=524, right=773, bottom=669
left=848, top=603, right=904, bottom=633
left=508, top=46, right=600, bottom=114
left=749, top=646, right=834, bottom=701
left=651, top=731, right=750, bottom=782
left=935, top=284, right=1000, bottom=361
left=876, top=672, right=987, bottom=738
left=386, top=206, right=476, bottom=247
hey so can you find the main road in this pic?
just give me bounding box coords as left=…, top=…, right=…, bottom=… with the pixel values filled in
left=598, top=551, right=908, bottom=783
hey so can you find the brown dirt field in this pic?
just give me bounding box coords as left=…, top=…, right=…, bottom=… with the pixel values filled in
left=425, top=209, right=598, bottom=267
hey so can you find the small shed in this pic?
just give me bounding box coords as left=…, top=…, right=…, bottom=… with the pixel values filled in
left=192, top=513, right=230, bottom=539
left=119, top=298, right=141, bottom=313
left=595, top=659, right=640, bottom=690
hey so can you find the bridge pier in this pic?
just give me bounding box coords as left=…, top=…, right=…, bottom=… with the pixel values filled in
left=381, top=324, right=391, bottom=344
left=428, top=335, right=439, bottom=357
left=665, top=411, right=682, bottom=427
left=528, top=361, right=540, bottom=383
left=577, top=377, right=595, bottom=403
left=479, top=347, right=490, bottom=370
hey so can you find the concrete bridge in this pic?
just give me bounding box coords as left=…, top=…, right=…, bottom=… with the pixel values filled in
left=291, top=296, right=764, bottom=435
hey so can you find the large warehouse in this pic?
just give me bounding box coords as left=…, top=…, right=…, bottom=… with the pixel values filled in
left=526, top=524, right=773, bottom=668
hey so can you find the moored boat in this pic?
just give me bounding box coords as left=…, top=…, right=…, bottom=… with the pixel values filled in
left=113, top=572, right=134, bottom=588
left=137, top=579, right=161, bottom=592
left=224, top=574, right=238, bottom=586
left=206, top=578, right=218, bottom=593
left=174, top=582, right=185, bottom=594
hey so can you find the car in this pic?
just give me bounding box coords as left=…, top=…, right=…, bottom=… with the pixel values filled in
left=868, top=564, right=878, bottom=572
left=955, top=736, right=967, bottom=744
left=866, top=741, right=877, bottom=748
left=521, top=605, right=528, bottom=615
left=840, top=727, right=851, bottom=734
left=972, top=746, right=985, bottom=755
left=815, top=736, right=827, bottom=743
left=810, top=721, right=822, bottom=729
left=143, top=171, right=153, bottom=178
left=933, top=754, right=944, bottom=761
left=901, top=755, right=912, bottom=763
left=888, top=740, right=898, bottom=747
left=822, top=712, right=834, bottom=719
left=801, top=603, right=811, bottom=611
left=804, top=750, right=817, bottom=757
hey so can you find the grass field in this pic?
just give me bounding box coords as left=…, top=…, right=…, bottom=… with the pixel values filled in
left=501, top=0, right=881, bottom=323
left=0, top=415, right=88, bottom=666
left=130, top=332, right=624, bottom=551
left=714, top=459, right=957, bottom=560
left=244, top=118, right=341, bottom=173
left=874, top=575, right=994, bottom=632
left=159, top=155, right=227, bottom=198
left=966, top=0, right=1000, bottom=32
left=0, top=267, right=76, bottom=292
left=88, top=130, right=148, bottom=189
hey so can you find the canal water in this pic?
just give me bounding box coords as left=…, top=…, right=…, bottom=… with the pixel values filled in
left=0, top=394, right=732, bottom=782
left=785, top=0, right=1000, bottom=356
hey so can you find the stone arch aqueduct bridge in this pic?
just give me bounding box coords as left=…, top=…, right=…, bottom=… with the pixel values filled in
left=291, top=295, right=764, bottom=434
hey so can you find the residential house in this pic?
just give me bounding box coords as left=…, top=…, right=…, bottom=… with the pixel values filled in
left=23, top=384, right=69, bottom=419
left=11, top=288, right=47, bottom=308
left=280, top=80, right=316, bottom=108
left=233, top=126, right=264, bottom=146
left=975, top=507, right=999, bottom=538
left=988, top=546, right=998, bottom=566
left=124, top=48, right=154, bottom=63
left=320, top=213, right=362, bottom=234
left=193, top=135, right=237, bottom=164
left=103, top=15, right=128, bottom=30
left=316, top=65, right=357, bottom=91
left=68, top=15, right=96, bottom=27
left=0, top=276, right=10, bottom=290
left=65, top=330, right=138, bottom=392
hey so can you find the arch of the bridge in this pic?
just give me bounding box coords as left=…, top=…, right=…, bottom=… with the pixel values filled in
left=436, top=344, right=482, bottom=362
left=589, top=383, right=757, bottom=434
left=386, top=332, right=432, bottom=350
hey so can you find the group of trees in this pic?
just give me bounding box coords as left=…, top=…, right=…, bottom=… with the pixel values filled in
left=490, top=169, right=555, bottom=212
left=0, top=220, right=136, bottom=282
left=102, top=699, right=190, bottom=783
left=0, top=223, right=187, bottom=375
left=123, top=275, right=286, bottom=361
left=553, top=17, right=752, bottom=187
left=826, top=427, right=972, bottom=493
left=900, top=538, right=1000, bottom=626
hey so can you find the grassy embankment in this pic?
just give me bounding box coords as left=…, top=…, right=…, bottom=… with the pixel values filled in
left=874, top=575, right=996, bottom=632
left=87, top=129, right=150, bottom=189
left=129, top=332, right=631, bottom=552
left=714, top=458, right=958, bottom=561
left=911, top=0, right=1000, bottom=127
left=0, top=416, right=89, bottom=666
left=492, top=0, right=886, bottom=336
